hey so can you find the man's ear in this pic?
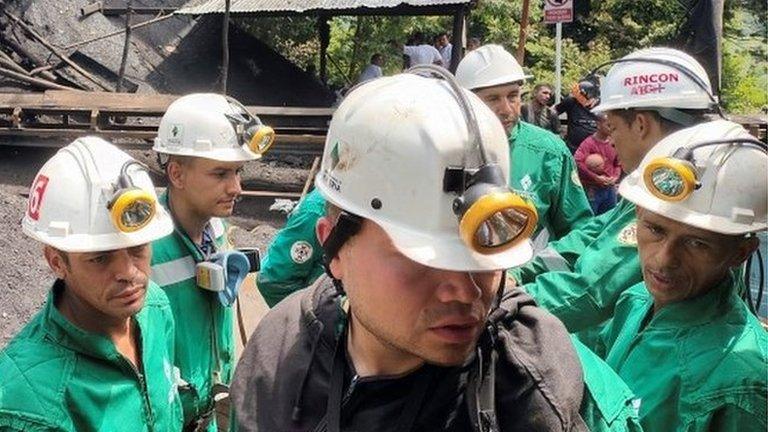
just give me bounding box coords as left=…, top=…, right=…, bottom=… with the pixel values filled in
left=166, top=160, right=186, bottom=189
left=44, top=246, right=69, bottom=279
left=316, top=216, right=343, bottom=279
left=632, top=111, right=653, bottom=141
left=729, top=236, right=760, bottom=268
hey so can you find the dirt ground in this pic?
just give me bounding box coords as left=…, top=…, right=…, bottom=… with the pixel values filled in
left=0, top=142, right=313, bottom=346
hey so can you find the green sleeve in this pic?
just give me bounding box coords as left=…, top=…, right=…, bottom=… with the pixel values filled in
left=684, top=404, right=767, bottom=432
left=573, top=338, right=643, bottom=432
left=257, top=192, right=325, bottom=308
left=522, top=202, right=643, bottom=332
left=549, top=150, right=594, bottom=240
left=510, top=208, right=612, bottom=285
left=0, top=416, right=61, bottom=432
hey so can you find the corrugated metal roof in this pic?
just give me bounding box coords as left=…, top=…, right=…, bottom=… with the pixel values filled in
left=177, top=0, right=470, bottom=15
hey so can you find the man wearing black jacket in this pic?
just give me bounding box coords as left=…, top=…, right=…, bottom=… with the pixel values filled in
left=230, top=70, right=641, bottom=432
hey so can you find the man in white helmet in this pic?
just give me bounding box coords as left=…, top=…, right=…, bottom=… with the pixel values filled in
left=455, top=44, right=593, bottom=244
left=229, top=72, right=642, bottom=431
left=150, top=93, right=273, bottom=431
left=596, top=120, right=767, bottom=430
left=510, top=47, right=719, bottom=338
left=0, top=137, right=182, bottom=431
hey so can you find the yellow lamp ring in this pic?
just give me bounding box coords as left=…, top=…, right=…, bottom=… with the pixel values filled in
left=459, top=191, right=539, bottom=255
left=109, top=188, right=157, bottom=233
left=247, top=126, right=276, bottom=155
left=643, top=157, right=698, bottom=202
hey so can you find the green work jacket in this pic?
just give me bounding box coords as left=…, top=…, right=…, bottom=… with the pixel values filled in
left=508, top=121, right=593, bottom=243
left=150, top=192, right=234, bottom=431
left=0, top=281, right=183, bottom=431
left=510, top=198, right=643, bottom=333
left=595, top=277, right=767, bottom=431
left=257, top=188, right=326, bottom=307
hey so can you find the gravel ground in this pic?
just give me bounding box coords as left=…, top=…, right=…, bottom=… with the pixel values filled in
left=0, top=143, right=306, bottom=345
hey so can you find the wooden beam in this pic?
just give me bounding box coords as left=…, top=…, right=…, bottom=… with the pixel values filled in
left=0, top=91, right=335, bottom=115
left=0, top=67, right=80, bottom=90
left=449, top=7, right=466, bottom=72
left=515, top=0, right=530, bottom=64
left=221, top=0, right=231, bottom=94
left=318, top=15, right=330, bottom=84
left=101, top=7, right=178, bottom=16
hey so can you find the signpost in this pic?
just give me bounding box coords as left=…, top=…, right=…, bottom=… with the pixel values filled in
left=543, top=0, right=573, bottom=103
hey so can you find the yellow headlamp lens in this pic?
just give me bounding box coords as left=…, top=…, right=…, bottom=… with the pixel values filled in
left=643, top=157, right=697, bottom=201
left=110, top=189, right=156, bottom=232
left=247, top=126, right=276, bottom=155
left=459, top=192, right=539, bottom=254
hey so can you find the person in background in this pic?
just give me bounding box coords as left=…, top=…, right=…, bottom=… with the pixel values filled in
left=455, top=44, right=593, bottom=244
left=357, top=53, right=384, bottom=84
left=574, top=112, right=621, bottom=215
left=434, top=32, right=452, bottom=68
left=401, top=32, right=443, bottom=68
left=257, top=188, right=325, bottom=308
left=557, top=79, right=600, bottom=153
left=467, top=37, right=481, bottom=51
left=521, top=83, right=561, bottom=134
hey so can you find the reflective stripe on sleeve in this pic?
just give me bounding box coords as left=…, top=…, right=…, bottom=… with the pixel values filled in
left=151, top=256, right=196, bottom=286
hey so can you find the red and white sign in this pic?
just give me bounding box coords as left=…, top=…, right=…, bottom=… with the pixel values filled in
left=27, top=174, right=49, bottom=221
left=544, top=0, right=573, bottom=24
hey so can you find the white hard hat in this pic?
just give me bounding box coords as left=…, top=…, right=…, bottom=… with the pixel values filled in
left=316, top=73, right=535, bottom=272
left=22, top=137, right=174, bottom=252
left=619, top=120, right=767, bottom=235
left=593, top=47, right=716, bottom=117
left=153, top=93, right=274, bottom=162
left=455, top=44, right=527, bottom=90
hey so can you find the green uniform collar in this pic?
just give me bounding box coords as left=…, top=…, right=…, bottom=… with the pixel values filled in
left=645, top=274, right=737, bottom=329
left=159, top=190, right=211, bottom=262
left=508, top=121, right=523, bottom=142
left=44, top=280, right=141, bottom=362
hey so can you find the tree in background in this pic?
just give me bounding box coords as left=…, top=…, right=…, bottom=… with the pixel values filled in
left=238, top=0, right=766, bottom=114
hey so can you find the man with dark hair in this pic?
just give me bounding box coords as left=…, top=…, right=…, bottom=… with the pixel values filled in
left=521, top=83, right=560, bottom=134
left=0, top=138, right=181, bottom=431
left=511, top=47, right=720, bottom=340
left=358, top=53, right=384, bottom=83
left=556, top=79, right=600, bottom=153
left=599, top=120, right=767, bottom=430
left=231, top=70, right=641, bottom=432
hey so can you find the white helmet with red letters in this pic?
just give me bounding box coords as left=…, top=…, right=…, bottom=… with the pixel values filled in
left=23, top=136, right=173, bottom=252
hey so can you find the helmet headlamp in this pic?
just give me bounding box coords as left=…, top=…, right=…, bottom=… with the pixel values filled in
left=107, top=161, right=157, bottom=233
left=225, top=97, right=276, bottom=155
left=643, top=138, right=767, bottom=202
left=409, top=64, right=538, bottom=254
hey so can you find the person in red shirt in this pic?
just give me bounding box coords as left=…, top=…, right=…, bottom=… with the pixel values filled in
left=574, top=113, right=622, bottom=215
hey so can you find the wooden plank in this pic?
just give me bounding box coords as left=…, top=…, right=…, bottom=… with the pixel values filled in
left=0, top=91, right=335, bottom=117
left=0, top=126, right=325, bottom=144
